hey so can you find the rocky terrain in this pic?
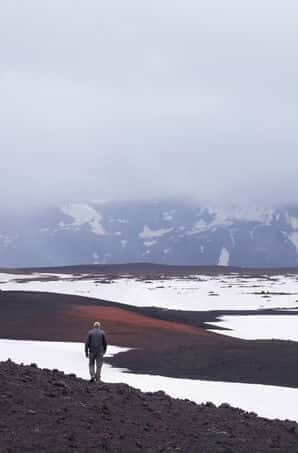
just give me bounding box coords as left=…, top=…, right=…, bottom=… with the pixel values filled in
left=0, top=200, right=297, bottom=268
left=0, top=360, right=297, bottom=453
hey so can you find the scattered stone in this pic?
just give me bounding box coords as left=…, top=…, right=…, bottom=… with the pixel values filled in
left=0, top=361, right=297, bottom=452
left=53, top=380, right=71, bottom=391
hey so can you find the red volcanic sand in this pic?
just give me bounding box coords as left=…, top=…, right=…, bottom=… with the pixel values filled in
left=70, top=305, right=204, bottom=333
left=0, top=291, right=209, bottom=348
left=67, top=305, right=209, bottom=347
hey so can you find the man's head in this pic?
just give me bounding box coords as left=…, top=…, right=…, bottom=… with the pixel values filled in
left=93, top=321, right=101, bottom=329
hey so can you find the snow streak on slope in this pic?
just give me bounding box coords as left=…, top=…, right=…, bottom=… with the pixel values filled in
left=218, top=247, right=230, bottom=266
left=289, top=232, right=298, bottom=253
left=139, top=225, right=173, bottom=239
left=186, top=207, right=276, bottom=236
left=61, top=203, right=106, bottom=235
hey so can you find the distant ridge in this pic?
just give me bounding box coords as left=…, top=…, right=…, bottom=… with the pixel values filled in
left=2, top=262, right=298, bottom=276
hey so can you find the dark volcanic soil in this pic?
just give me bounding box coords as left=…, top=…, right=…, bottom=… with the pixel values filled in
left=8, top=262, right=298, bottom=276
left=1, top=291, right=298, bottom=388
left=0, top=360, right=297, bottom=453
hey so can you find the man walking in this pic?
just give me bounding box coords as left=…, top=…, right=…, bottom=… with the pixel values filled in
left=85, top=321, right=107, bottom=383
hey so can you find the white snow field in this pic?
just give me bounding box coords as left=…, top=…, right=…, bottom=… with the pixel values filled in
left=0, top=272, right=297, bottom=312
left=208, top=315, right=298, bottom=341
left=0, top=339, right=297, bottom=423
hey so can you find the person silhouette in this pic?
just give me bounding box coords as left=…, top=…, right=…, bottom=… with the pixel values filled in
left=85, top=321, right=107, bottom=382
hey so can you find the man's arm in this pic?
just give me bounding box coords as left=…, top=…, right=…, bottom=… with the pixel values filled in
left=102, top=332, right=107, bottom=354
left=85, top=333, right=91, bottom=357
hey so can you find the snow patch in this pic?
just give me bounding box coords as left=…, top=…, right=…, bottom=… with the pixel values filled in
left=249, top=225, right=261, bottom=240
left=187, top=207, right=275, bottom=236
left=209, top=315, right=298, bottom=341
left=93, top=252, right=99, bottom=263
left=144, top=240, right=157, bottom=247
left=286, top=214, right=298, bottom=230
left=288, top=232, right=298, bottom=254
left=218, top=248, right=230, bottom=266
left=139, top=225, right=173, bottom=239
left=162, top=211, right=175, bottom=221
left=61, top=204, right=106, bottom=236
left=229, top=231, right=236, bottom=247
left=120, top=240, right=127, bottom=248
left=186, top=220, right=211, bottom=235
left=220, top=207, right=274, bottom=225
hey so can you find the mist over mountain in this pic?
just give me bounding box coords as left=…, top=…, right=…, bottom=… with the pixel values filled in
left=0, top=200, right=297, bottom=268
left=0, top=2, right=297, bottom=209
left=1, top=2, right=297, bottom=268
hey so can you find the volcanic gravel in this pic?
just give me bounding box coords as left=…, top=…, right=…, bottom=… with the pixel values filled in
left=0, top=360, right=297, bottom=453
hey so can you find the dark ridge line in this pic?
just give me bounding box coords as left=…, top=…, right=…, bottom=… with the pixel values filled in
left=1, top=262, right=298, bottom=275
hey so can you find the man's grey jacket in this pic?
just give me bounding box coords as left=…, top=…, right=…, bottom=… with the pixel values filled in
left=85, top=328, right=107, bottom=356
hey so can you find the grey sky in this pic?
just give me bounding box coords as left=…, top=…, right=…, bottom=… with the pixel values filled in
left=0, top=0, right=297, bottom=207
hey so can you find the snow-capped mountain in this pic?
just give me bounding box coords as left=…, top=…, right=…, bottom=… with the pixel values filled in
left=0, top=201, right=297, bottom=268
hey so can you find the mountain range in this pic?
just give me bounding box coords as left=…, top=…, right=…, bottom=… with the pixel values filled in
left=0, top=200, right=297, bottom=268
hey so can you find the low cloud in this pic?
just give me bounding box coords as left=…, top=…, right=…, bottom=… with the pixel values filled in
left=0, top=1, right=296, bottom=207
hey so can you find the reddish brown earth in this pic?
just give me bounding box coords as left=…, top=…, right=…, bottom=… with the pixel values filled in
left=0, top=291, right=209, bottom=347
left=67, top=304, right=208, bottom=348
left=0, top=360, right=298, bottom=453
left=0, top=290, right=298, bottom=388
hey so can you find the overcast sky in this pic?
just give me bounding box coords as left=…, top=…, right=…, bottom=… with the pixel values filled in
left=0, top=0, right=297, bottom=207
